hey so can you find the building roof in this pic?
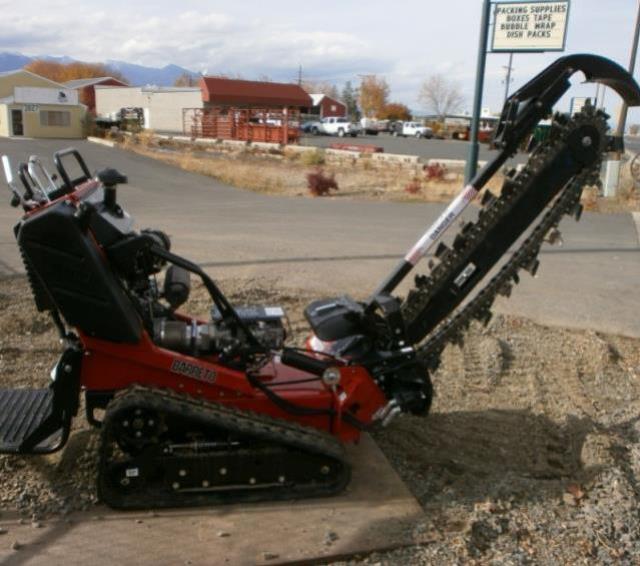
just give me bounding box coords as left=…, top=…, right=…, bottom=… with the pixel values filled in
left=200, top=77, right=312, bottom=107
left=0, top=68, right=67, bottom=88
left=309, top=93, right=345, bottom=107
left=64, top=76, right=128, bottom=89
left=94, top=85, right=200, bottom=93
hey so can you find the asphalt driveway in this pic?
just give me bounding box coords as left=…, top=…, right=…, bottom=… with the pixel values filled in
left=1, top=137, right=638, bottom=338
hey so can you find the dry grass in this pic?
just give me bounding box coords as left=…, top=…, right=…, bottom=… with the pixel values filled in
left=118, top=134, right=640, bottom=212
left=120, top=136, right=472, bottom=203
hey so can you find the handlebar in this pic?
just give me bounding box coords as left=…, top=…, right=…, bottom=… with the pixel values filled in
left=54, top=148, right=91, bottom=192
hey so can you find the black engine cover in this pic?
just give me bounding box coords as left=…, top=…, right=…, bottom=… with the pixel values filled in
left=304, top=295, right=366, bottom=342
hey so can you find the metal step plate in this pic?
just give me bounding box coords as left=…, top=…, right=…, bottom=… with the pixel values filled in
left=0, top=388, right=60, bottom=453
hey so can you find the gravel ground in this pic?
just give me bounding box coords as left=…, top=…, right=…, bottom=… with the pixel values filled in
left=1, top=276, right=640, bottom=563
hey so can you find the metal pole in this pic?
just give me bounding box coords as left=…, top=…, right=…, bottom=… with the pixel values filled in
left=503, top=52, right=514, bottom=104
left=615, top=0, right=640, bottom=138
left=465, top=0, right=492, bottom=184
left=606, top=0, right=640, bottom=197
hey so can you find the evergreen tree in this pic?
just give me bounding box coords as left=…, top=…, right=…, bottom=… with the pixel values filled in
left=341, top=81, right=360, bottom=120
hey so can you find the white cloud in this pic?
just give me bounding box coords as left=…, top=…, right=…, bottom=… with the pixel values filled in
left=0, top=0, right=638, bottom=116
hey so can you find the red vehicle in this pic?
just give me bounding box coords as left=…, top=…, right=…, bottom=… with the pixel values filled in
left=1, top=54, right=639, bottom=509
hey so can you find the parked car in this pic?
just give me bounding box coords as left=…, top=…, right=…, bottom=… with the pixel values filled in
left=360, top=117, right=380, bottom=135
left=300, top=120, right=320, bottom=134
left=391, top=121, right=433, bottom=139
left=312, top=117, right=361, bottom=137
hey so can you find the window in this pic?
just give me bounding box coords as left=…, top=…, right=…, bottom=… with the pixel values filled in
left=40, top=110, right=71, bottom=127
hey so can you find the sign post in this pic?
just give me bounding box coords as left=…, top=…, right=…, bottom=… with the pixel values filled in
left=465, top=0, right=570, bottom=183
left=465, top=0, right=492, bottom=184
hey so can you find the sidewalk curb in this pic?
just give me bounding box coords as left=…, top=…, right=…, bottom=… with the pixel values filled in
left=87, top=137, right=115, bottom=148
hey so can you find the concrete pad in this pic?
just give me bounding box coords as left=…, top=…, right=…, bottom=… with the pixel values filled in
left=251, top=142, right=283, bottom=151
left=87, top=137, right=115, bottom=148
left=372, top=152, right=419, bottom=165
left=221, top=140, right=249, bottom=150
left=283, top=145, right=318, bottom=155
left=0, top=435, right=423, bottom=566
left=325, top=148, right=361, bottom=159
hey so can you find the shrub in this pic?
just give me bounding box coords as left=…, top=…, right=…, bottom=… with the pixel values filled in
left=404, top=178, right=422, bottom=194
left=300, top=148, right=326, bottom=166
left=307, top=168, right=338, bottom=196
left=424, top=163, right=446, bottom=181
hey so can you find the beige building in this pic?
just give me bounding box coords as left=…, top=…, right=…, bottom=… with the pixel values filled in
left=95, top=86, right=202, bottom=132
left=0, top=70, right=85, bottom=138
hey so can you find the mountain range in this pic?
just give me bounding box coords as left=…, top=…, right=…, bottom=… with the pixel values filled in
left=0, top=52, right=198, bottom=86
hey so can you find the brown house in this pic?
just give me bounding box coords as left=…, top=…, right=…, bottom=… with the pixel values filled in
left=64, top=76, right=129, bottom=113
left=308, top=94, right=347, bottom=118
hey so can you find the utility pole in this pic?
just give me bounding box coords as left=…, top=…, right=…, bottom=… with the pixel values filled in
left=297, top=64, right=303, bottom=86
left=608, top=0, right=640, bottom=196
left=465, top=0, right=492, bottom=184
left=503, top=52, right=514, bottom=104
left=615, top=1, right=640, bottom=138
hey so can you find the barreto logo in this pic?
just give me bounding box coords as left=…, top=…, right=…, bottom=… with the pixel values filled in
left=170, top=359, right=217, bottom=383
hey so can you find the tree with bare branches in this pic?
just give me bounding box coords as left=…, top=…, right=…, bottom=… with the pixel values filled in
left=301, top=80, right=339, bottom=99
left=418, top=74, right=465, bottom=119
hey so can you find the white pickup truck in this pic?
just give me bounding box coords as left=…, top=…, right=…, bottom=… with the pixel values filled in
left=392, top=121, right=433, bottom=139
left=311, top=117, right=361, bottom=137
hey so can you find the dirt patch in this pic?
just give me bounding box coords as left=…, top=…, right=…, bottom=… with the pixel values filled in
left=1, top=276, right=640, bottom=563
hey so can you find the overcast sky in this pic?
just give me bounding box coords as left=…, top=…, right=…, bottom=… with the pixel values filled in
left=1, top=0, right=639, bottom=119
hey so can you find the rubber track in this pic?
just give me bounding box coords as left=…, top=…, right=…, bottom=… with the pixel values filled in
left=97, top=385, right=350, bottom=509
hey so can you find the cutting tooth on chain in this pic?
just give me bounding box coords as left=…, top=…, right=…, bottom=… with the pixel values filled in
left=544, top=227, right=563, bottom=246
left=478, top=309, right=493, bottom=327
left=461, top=222, right=474, bottom=235
left=435, top=242, right=449, bottom=258
left=481, top=190, right=498, bottom=207
left=523, top=258, right=540, bottom=277
left=572, top=203, right=583, bottom=221
left=498, top=283, right=513, bottom=297
left=453, top=233, right=468, bottom=252
left=501, top=179, right=518, bottom=198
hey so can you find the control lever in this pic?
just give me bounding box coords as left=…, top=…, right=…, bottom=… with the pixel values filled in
left=1, top=155, right=25, bottom=208
left=97, top=168, right=127, bottom=216
left=27, top=156, right=57, bottom=201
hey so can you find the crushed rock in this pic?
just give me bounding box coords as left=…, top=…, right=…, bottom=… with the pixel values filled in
left=1, top=276, right=640, bottom=564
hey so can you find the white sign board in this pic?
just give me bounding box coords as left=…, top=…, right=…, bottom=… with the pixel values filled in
left=492, top=1, right=570, bottom=52
left=14, top=87, right=78, bottom=105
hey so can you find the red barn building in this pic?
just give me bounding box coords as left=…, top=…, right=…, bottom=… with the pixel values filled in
left=309, top=94, right=347, bottom=118
left=64, top=76, right=129, bottom=113
left=199, top=77, right=311, bottom=109
left=184, top=77, right=312, bottom=143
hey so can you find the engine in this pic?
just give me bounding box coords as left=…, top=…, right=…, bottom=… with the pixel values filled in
left=153, top=305, right=286, bottom=356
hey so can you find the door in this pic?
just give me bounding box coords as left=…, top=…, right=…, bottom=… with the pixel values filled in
left=11, top=110, right=23, bottom=136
